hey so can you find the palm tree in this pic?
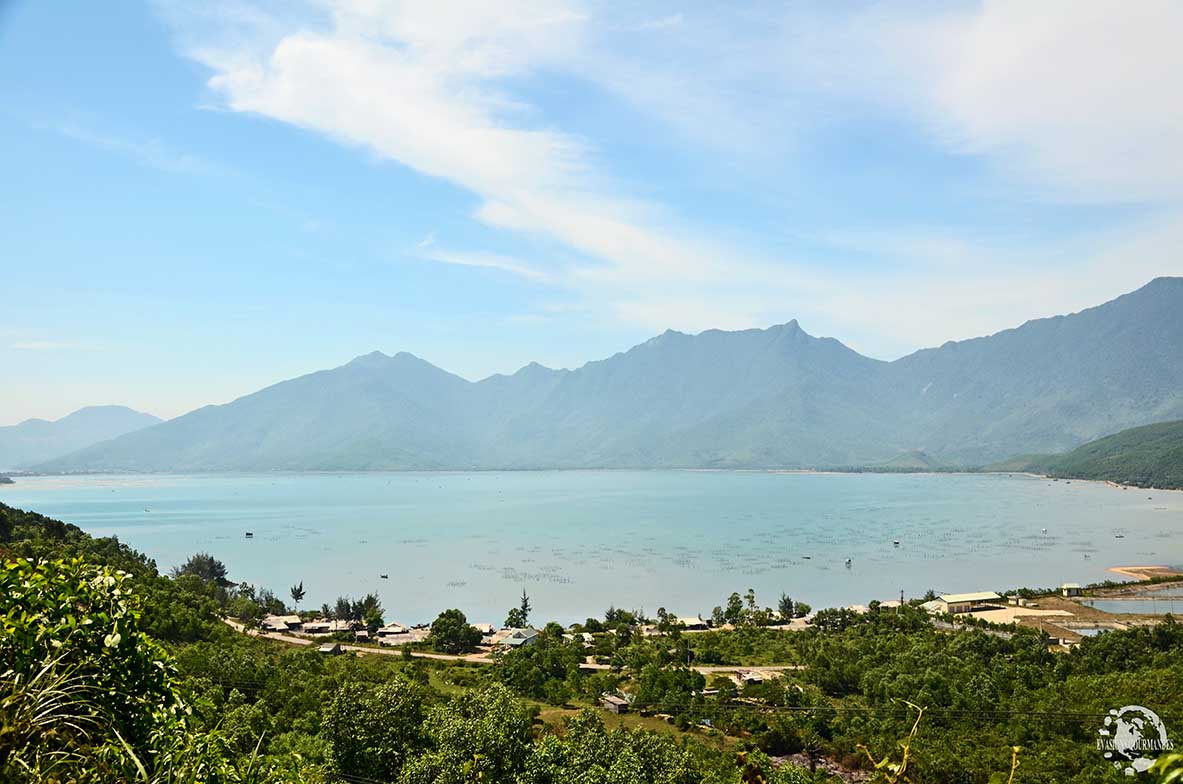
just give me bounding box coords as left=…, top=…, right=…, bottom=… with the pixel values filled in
left=289, top=581, right=305, bottom=611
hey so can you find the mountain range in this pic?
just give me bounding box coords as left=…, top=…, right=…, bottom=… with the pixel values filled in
left=0, top=406, right=161, bottom=470
left=31, top=277, right=1183, bottom=472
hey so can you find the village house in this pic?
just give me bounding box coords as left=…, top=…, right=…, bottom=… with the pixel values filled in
left=563, top=632, right=595, bottom=646
left=377, top=624, right=430, bottom=645
left=376, top=622, right=409, bottom=638
left=930, top=591, right=1003, bottom=615
left=730, top=668, right=782, bottom=687
left=1061, top=582, right=1082, bottom=597
left=318, top=642, right=342, bottom=656
left=495, top=628, right=540, bottom=649
left=260, top=614, right=303, bottom=633
left=601, top=694, right=629, bottom=714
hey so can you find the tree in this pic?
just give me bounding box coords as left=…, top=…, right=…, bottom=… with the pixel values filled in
left=519, top=588, right=531, bottom=626
left=0, top=556, right=248, bottom=782
left=399, top=684, right=534, bottom=782
left=323, top=678, right=426, bottom=781
left=724, top=592, right=744, bottom=626
left=505, top=607, right=527, bottom=628
left=430, top=608, right=483, bottom=654
left=171, top=552, right=232, bottom=586
left=604, top=606, right=637, bottom=626
left=495, top=633, right=583, bottom=703
left=355, top=593, right=383, bottom=629
left=778, top=593, right=795, bottom=622
left=257, top=587, right=287, bottom=615
left=289, top=581, right=305, bottom=609
left=794, top=602, right=811, bottom=618
left=363, top=606, right=384, bottom=634
left=655, top=607, right=684, bottom=637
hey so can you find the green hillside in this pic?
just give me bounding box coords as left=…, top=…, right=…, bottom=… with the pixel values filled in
left=1003, top=420, right=1183, bottom=489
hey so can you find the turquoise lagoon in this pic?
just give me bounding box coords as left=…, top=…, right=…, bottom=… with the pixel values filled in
left=3, top=471, right=1181, bottom=625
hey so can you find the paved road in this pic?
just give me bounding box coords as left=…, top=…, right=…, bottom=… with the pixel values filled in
left=222, top=619, right=805, bottom=673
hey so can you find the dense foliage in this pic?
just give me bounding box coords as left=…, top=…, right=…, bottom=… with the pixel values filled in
left=1005, top=419, right=1183, bottom=489
left=0, top=502, right=814, bottom=783
left=5, top=500, right=1183, bottom=782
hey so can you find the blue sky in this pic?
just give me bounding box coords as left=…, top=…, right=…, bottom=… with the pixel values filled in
left=2, top=1, right=1181, bottom=424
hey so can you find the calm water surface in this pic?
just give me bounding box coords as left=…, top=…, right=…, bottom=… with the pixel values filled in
left=4, top=472, right=1181, bottom=625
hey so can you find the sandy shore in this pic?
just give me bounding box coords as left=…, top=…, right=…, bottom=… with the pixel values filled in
left=1106, top=565, right=1183, bottom=580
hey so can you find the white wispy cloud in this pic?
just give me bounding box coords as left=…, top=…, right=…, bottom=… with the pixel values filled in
left=419, top=248, right=555, bottom=283
left=786, top=0, right=1183, bottom=203
left=159, top=0, right=1183, bottom=357
left=44, top=120, right=227, bottom=176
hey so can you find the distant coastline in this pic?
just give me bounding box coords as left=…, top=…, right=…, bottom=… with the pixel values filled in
left=9, top=464, right=1183, bottom=494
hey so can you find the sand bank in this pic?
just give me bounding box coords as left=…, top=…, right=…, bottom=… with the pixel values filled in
left=1106, top=565, right=1183, bottom=581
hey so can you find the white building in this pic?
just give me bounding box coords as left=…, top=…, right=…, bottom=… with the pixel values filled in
left=931, top=591, right=1003, bottom=614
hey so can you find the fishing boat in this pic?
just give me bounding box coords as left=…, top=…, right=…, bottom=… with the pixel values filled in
left=379, top=573, right=389, bottom=579
left=245, top=532, right=254, bottom=538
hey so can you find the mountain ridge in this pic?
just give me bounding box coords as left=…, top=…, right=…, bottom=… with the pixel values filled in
left=33, top=277, right=1183, bottom=472
left=0, top=406, right=161, bottom=469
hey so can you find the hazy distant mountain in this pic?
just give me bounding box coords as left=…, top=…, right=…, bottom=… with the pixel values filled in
left=883, top=276, right=1183, bottom=463
left=35, top=278, right=1183, bottom=472
left=0, top=406, right=161, bottom=469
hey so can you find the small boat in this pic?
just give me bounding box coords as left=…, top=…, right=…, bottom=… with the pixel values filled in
left=1114, top=533, right=1125, bottom=539
left=379, top=573, right=389, bottom=579
left=802, top=556, right=811, bottom=560
left=245, top=532, right=254, bottom=538
left=844, top=558, right=852, bottom=567
left=892, top=540, right=900, bottom=547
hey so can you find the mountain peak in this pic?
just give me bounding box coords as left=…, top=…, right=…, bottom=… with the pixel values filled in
left=1139, top=276, right=1183, bottom=294
left=514, top=361, right=555, bottom=376
left=348, top=350, right=391, bottom=366
left=2, top=405, right=161, bottom=470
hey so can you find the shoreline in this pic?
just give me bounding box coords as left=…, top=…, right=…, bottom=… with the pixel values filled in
left=1105, top=565, right=1183, bottom=581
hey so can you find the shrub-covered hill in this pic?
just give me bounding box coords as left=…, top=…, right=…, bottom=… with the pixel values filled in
left=998, top=419, right=1183, bottom=489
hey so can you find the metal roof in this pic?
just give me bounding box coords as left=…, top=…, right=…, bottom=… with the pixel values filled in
left=938, top=591, right=1002, bottom=603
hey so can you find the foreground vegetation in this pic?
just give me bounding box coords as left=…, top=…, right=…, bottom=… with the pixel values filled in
left=3, top=501, right=1182, bottom=782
